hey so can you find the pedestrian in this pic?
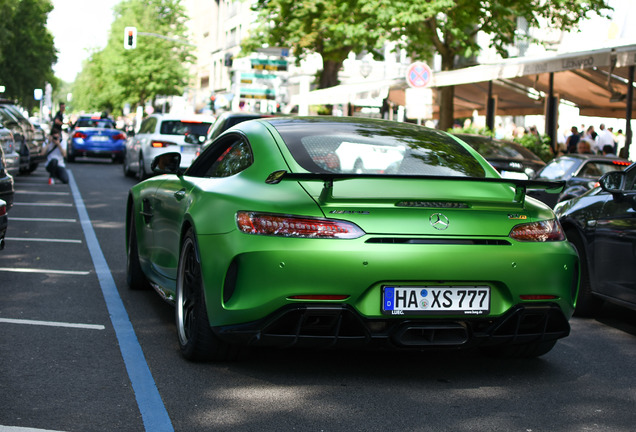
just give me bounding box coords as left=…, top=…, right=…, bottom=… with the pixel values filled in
left=51, top=102, right=66, bottom=136
left=596, top=124, right=615, bottom=155
left=615, top=129, right=627, bottom=157
left=565, top=126, right=580, bottom=154
left=602, top=144, right=616, bottom=157
left=577, top=138, right=594, bottom=155
left=41, top=131, right=69, bottom=184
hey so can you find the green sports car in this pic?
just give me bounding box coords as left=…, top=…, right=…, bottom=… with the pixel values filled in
left=126, top=117, right=579, bottom=361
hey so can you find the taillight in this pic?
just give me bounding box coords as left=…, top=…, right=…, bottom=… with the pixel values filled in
left=613, top=160, right=631, bottom=166
left=236, top=212, right=365, bottom=239
left=73, top=132, right=87, bottom=139
left=0, top=203, right=6, bottom=216
left=151, top=141, right=171, bottom=148
left=113, top=133, right=126, bottom=140
left=509, top=219, right=565, bottom=242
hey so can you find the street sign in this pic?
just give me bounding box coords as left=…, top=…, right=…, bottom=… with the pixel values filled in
left=251, top=59, right=288, bottom=72
left=406, top=62, right=433, bottom=88
left=34, top=89, right=43, bottom=100
left=405, top=87, right=433, bottom=122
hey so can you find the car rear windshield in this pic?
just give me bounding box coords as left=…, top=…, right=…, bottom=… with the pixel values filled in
left=270, top=118, right=487, bottom=177
left=160, top=120, right=212, bottom=136
left=76, top=119, right=115, bottom=128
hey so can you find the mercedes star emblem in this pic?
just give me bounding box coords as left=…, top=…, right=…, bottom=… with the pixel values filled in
left=430, top=213, right=450, bottom=230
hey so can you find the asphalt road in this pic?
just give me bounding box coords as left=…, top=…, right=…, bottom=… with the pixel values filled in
left=1, top=159, right=636, bottom=432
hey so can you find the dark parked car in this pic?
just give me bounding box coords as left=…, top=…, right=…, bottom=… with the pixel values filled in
left=0, top=145, right=14, bottom=209
left=556, top=162, right=636, bottom=317
left=530, top=154, right=631, bottom=207
left=204, top=112, right=276, bottom=144
left=67, top=116, right=126, bottom=163
left=0, top=198, right=7, bottom=250
left=453, top=134, right=546, bottom=180
left=0, top=100, right=46, bottom=173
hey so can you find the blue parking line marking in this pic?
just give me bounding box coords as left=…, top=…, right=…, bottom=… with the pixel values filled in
left=68, top=171, right=173, bottom=432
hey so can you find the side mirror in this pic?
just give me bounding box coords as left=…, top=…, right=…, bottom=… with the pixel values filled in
left=184, top=133, right=205, bottom=145
left=599, top=171, right=625, bottom=194
left=151, top=152, right=182, bottom=175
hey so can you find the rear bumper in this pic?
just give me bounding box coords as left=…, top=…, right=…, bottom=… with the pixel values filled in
left=213, top=303, right=570, bottom=350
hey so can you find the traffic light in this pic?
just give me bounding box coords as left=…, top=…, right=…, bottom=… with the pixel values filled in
left=124, top=27, right=137, bottom=49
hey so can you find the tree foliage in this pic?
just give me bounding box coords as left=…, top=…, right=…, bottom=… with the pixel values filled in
left=72, top=0, right=194, bottom=115
left=245, top=0, right=611, bottom=128
left=243, top=0, right=385, bottom=89
left=0, top=0, right=57, bottom=111
left=377, top=0, right=612, bottom=129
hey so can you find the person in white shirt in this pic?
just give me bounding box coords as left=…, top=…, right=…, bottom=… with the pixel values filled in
left=41, top=131, right=68, bottom=184
left=595, top=124, right=615, bottom=155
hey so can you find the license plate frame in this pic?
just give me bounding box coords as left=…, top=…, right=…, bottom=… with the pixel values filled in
left=382, top=285, right=490, bottom=316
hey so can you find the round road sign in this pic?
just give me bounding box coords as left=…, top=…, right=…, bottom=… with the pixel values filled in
left=406, top=62, right=433, bottom=88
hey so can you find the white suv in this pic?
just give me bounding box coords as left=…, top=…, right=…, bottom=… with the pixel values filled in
left=123, top=113, right=215, bottom=179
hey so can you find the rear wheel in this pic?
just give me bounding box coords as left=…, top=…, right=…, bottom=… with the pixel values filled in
left=126, top=211, right=150, bottom=290
left=176, top=229, right=237, bottom=361
left=566, top=229, right=602, bottom=317
left=137, top=152, right=147, bottom=180
left=123, top=152, right=135, bottom=177
left=66, top=144, right=76, bottom=162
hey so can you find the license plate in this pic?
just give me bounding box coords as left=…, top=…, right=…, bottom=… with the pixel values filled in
left=382, top=285, right=490, bottom=315
left=180, top=146, right=196, bottom=153
left=91, top=135, right=110, bottom=142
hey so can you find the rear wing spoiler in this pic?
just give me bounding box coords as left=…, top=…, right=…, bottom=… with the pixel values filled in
left=265, top=170, right=565, bottom=205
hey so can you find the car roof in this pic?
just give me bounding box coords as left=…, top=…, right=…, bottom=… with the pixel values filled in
left=552, top=154, right=630, bottom=162
left=151, top=113, right=216, bottom=122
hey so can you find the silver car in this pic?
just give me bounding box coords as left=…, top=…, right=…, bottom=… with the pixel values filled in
left=123, top=113, right=215, bottom=179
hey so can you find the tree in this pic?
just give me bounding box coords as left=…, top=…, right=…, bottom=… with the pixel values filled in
left=374, top=0, right=612, bottom=130
left=243, top=0, right=385, bottom=89
left=0, top=0, right=57, bottom=110
left=245, top=0, right=611, bottom=129
left=72, top=0, right=194, bottom=114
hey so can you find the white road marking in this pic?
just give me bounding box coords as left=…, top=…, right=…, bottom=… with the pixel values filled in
left=0, top=318, right=105, bottom=331
left=0, top=427, right=66, bottom=432
left=5, top=237, right=82, bottom=244
left=9, top=217, right=77, bottom=223
left=0, top=268, right=90, bottom=275
left=12, top=202, right=73, bottom=207
left=14, top=191, right=70, bottom=196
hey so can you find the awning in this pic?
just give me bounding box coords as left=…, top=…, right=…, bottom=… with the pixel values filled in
left=289, top=78, right=403, bottom=108
left=387, top=43, right=636, bottom=119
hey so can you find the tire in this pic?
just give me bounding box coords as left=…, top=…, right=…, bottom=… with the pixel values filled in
left=123, top=152, right=135, bottom=177
left=176, top=229, right=237, bottom=362
left=566, top=229, right=602, bottom=317
left=137, top=153, right=147, bottom=180
left=67, top=144, right=76, bottom=163
left=126, top=212, right=150, bottom=290
left=482, top=340, right=557, bottom=358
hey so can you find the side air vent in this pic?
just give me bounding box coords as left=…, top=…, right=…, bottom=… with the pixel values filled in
left=366, top=238, right=511, bottom=246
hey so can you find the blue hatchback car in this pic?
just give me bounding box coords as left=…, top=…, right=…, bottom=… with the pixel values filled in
left=67, top=116, right=126, bottom=163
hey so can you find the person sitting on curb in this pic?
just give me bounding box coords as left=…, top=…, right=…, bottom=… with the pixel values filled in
left=41, top=131, right=69, bottom=184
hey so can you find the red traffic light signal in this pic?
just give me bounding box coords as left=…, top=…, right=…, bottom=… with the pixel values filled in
left=124, top=27, right=137, bottom=49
